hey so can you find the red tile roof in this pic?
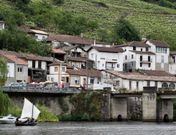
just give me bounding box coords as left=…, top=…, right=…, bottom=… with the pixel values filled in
left=105, top=70, right=176, bottom=82
left=47, top=33, right=94, bottom=45
left=92, top=46, right=124, bottom=53
left=52, top=48, right=66, bottom=54
left=67, top=68, right=101, bottom=77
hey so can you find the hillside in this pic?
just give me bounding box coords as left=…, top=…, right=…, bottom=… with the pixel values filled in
left=0, top=0, right=176, bottom=50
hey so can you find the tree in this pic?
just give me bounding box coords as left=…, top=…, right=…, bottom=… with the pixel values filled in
left=114, top=19, right=141, bottom=42
left=0, top=58, right=8, bottom=86
left=53, top=0, right=64, bottom=5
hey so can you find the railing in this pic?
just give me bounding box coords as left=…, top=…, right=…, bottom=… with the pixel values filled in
left=1, top=85, right=81, bottom=94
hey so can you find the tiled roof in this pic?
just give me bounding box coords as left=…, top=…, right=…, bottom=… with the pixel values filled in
left=0, top=53, right=27, bottom=65
left=47, top=33, right=94, bottom=45
left=67, top=57, right=93, bottom=62
left=67, top=68, right=101, bottom=77
left=48, top=61, right=65, bottom=66
left=116, top=41, right=150, bottom=48
left=130, top=50, right=155, bottom=55
left=0, top=50, right=55, bottom=62
left=149, top=40, right=169, bottom=48
left=29, top=29, right=48, bottom=35
left=52, top=48, right=66, bottom=54
left=105, top=70, right=176, bottom=82
left=139, top=70, right=174, bottom=77
left=92, top=46, right=124, bottom=53
left=0, top=54, right=14, bottom=63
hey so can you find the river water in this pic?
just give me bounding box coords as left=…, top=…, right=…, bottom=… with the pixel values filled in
left=0, top=122, right=176, bottom=135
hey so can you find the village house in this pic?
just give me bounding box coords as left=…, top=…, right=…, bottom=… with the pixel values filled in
left=146, top=40, right=170, bottom=72
left=47, top=61, right=69, bottom=87
left=115, top=41, right=156, bottom=71
left=101, top=70, right=176, bottom=92
left=28, top=29, right=49, bottom=41
left=0, top=51, right=28, bottom=85
left=169, top=51, right=176, bottom=75
left=66, top=68, right=102, bottom=90
left=88, top=46, right=124, bottom=71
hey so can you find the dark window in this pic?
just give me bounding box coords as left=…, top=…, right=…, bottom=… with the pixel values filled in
left=140, top=56, right=143, bottom=61
left=162, top=82, right=168, bottom=89
left=141, top=48, right=143, bottom=51
left=133, top=46, right=136, bottom=51
left=169, top=83, right=175, bottom=89
left=146, top=47, right=149, bottom=52
left=148, top=56, right=151, bottom=62
left=155, top=81, right=158, bottom=87
left=140, top=63, right=142, bottom=67
left=90, top=78, right=94, bottom=84
left=136, top=81, right=139, bottom=90
left=32, top=61, right=35, bottom=68
left=148, top=63, right=151, bottom=67
left=147, top=81, right=150, bottom=86
left=125, top=55, right=127, bottom=60
left=129, top=80, right=132, bottom=90
left=38, top=61, right=41, bottom=69
left=131, top=55, right=134, bottom=59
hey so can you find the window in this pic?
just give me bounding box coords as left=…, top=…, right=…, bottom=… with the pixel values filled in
left=148, top=63, right=151, bottom=68
left=133, top=46, right=136, bottom=51
left=117, top=64, right=119, bottom=68
left=17, top=67, right=23, bottom=72
left=90, top=78, right=94, bottom=84
left=147, top=81, right=150, bottom=86
left=162, top=82, right=168, bottom=89
left=169, top=83, right=175, bottom=89
left=129, top=80, right=132, bottom=90
left=91, top=53, right=94, bottom=58
left=136, top=81, right=139, bottom=90
left=140, top=56, right=143, bottom=61
left=148, top=56, right=151, bottom=62
left=38, top=61, right=41, bottom=69
left=155, top=81, right=158, bottom=87
left=146, top=47, right=149, bottom=52
left=131, top=55, right=134, bottom=59
left=140, top=63, right=142, bottom=67
left=125, top=55, right=127, bottom=60
left=75, top=80, right=79, bottom=85
left=141, top=48, right=143, bottom=51
left=62, top=66, right=66, bottom=72
left=32, top=60, right=35, bottom=68
left=54, top=67, right=58, bottom=72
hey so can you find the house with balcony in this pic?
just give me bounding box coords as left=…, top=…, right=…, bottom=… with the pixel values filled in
left=88, top=46, right=124, bottom=71
left=115, top=41, right=156, bottom=71
left=146, top=40, right=170, bottom=72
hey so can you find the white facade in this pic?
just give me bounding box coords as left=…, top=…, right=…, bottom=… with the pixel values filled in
left=7, top=62, right=15, bottom=78
left=169, top=53, right=176, bottom=75
left=88, top=48, right=123, bottom=71
left=146, top=40, right=170, bottom=71
left=28, top=60, right=47, bottom=70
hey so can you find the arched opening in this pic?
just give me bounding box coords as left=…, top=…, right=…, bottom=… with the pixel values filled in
left=163, top=114, right=169, bottom=122
left=117, top=114, right=122, bottom=121
left=162, top=82, right=168, bottom=89
left=169, top=83, right=175, bottom=89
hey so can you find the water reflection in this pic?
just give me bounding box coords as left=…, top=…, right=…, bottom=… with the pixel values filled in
left=0, top=122, right=176, bottom=135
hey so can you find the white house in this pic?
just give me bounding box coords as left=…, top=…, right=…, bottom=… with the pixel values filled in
left=0, top=21, right=5, bottom=30
left=146, top=40, right=170, bottom=71
left=102, top=70, right=176, bottom=92
left=169, top=51, right=176, bottom=75
left=116, top=41, right=156, bottom=71
left=28, top=29, right=49, bottom=41
left=88, top=46, right=124, bottom=71
left=66, top=68, right=102, bottom=90
left=0, top=52, right=28, bottom=85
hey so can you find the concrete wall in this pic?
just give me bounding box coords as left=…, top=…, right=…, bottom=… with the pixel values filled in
left=142, top=93, right=157, bottom=121
left=158, top=99, right=173, bottom=122
left=111, top=97, right=127, bottom=120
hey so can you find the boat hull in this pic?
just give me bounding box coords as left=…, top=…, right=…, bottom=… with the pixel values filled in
left=15, top=119, right=37, bottom=126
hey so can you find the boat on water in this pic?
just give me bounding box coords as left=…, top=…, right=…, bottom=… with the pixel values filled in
left=0, top=114, right=16, bottom=124
left=15, top=98, right=40, bottom=126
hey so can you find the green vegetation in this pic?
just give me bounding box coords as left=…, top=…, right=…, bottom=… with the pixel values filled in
left=0, top=91, right=10, bottom=115
left=37, top=104, right=59, bottom=122
left=0, top=0, right=176, bottom=51
left=0, top=58, right=8, bottom=86
left=60, top=91, right=103, bottom=121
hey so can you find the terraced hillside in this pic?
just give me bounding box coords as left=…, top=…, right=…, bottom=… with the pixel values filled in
left=0, top=0, right=176, bottom=50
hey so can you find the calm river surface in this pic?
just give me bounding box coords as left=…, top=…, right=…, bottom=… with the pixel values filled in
left=0, top=122, right=176, bottom=135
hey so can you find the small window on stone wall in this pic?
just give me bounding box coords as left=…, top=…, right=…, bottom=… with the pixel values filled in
left=169, top=83, right=175, bottom=89
left=162, top=82, right=168, bottom=89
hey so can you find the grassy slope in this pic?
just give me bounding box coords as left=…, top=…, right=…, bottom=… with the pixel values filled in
left=1, top=0, right=176, bottom=50
left=61, top=0, right=176, bottom=50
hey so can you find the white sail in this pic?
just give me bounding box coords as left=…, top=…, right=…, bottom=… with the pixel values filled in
left=20, top=98, right=40, bottom=120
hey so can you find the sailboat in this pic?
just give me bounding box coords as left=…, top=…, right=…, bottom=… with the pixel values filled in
left=15, top=98, right=40, bottom=126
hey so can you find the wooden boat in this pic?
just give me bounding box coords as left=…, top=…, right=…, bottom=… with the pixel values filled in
left=15, top=98, right=40, bottom=126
